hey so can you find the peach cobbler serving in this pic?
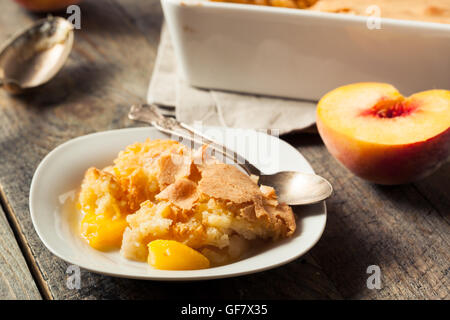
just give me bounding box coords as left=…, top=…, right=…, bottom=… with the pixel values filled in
left=78, top=139, right=295, bottom=270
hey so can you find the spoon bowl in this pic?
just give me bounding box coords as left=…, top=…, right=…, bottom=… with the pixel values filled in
left=0, top=16, right=74, bottom=94
left=258, top=171, right=333, bottom=205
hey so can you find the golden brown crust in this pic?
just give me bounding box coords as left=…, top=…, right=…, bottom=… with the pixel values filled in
left=213, top=0, right=450, bottom=24
left=198, top=163, right=295, bottom=237
left=264, top=202, right=296, bottom=236
left=198, top=163, right=262, bottom=204
left=117, top=167, right=155, bottom=212
left=156, top=152, right=192, bottom=188
left=80, top=167, right=130, bottom=213
left=156, top=178, right=199, bottom=210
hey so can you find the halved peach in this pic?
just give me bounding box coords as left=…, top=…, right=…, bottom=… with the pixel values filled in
left=317, top=83, right=450, bottom=185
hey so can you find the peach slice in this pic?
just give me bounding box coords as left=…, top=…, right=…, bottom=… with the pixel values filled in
left=80, top=212, right=128, bottom=251
left=317, top=83, right=450, bottom=185
left=148, top=240, right=210, bottom=270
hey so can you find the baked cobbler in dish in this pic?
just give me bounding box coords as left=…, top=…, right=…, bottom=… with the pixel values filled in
left=78, top=139, right=295, bottom=270
left=211, top=0, right=450, bottom=24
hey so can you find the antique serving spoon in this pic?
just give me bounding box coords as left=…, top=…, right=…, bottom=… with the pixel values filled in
left=129, top=104, right=333, bottom=205
left=0, top=16, right=74, bottom=94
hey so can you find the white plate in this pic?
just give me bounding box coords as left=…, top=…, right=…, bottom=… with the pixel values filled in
left=29, top=127, right=326, bottom=280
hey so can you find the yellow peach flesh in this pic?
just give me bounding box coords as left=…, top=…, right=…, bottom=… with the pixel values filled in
left=317, top=83, right=450, bottom=146
left=81, top=213, right=128, bottom=251
left=148, top=240, right=210, bottom=270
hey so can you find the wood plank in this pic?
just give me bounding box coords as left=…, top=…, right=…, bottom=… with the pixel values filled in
left=0, top=0, right=342, bottom=299
left=283, top=134, right=450, bottom=299
left=52, top=253, right=342, bottom=300
left=413, top=163, right=450, bottom=225
left=0, top=203, right=41, bottom=299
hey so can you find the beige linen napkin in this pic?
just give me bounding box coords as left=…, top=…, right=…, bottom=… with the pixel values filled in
left=147, top=25, right=317, bottom=135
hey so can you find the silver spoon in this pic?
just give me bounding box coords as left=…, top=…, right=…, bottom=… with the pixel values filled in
left=0, top=16, right=74, bottom=94
left=129, top=104, right=333, bottom=205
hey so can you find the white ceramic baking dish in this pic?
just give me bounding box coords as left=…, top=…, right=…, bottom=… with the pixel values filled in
left=161, top=0, right=450, bottom=100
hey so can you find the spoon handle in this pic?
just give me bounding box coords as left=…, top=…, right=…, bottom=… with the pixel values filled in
left=128, top=104, right=261, bottom=176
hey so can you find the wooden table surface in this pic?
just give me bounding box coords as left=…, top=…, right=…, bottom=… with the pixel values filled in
left=0, top=0, right=448, bottom=300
